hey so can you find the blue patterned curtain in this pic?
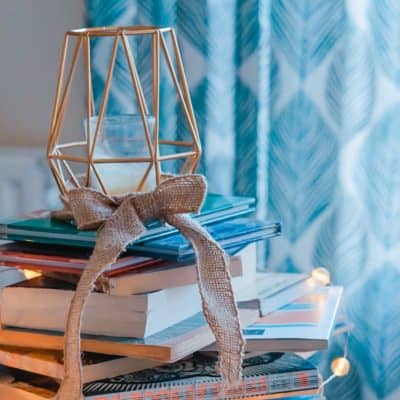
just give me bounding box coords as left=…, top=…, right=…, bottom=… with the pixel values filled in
left=87, top=1, right=400, bottom=399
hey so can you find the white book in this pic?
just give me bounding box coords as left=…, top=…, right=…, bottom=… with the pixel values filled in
left=106, top=249, right=248, bottom=295
left=243, top=286, right=343, bottom=352
left=206, top=286, right=343, bottom=353
left=39, top=246, right=253, bottom=296
left=237, top=271, right=323, bottom=315
left=0, top=278, right=203, bottom=338
left=0, top=247, right=254, bottom=338
left=0, top=346, right=159, bottom=383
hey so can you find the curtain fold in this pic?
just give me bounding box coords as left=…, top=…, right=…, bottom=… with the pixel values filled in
left=87, top=1, right=400, bottom=399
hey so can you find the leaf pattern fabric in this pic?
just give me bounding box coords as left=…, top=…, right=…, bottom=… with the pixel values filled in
left=87, top=0, right=400, bottom=398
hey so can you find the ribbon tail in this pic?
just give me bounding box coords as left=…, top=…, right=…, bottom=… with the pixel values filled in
left=53, top=200, right=147, bottom=400
left=165, top=214, right=245, bottom=384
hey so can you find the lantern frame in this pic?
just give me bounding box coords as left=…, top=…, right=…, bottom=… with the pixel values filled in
left=47, top=26, right=202, bottom=195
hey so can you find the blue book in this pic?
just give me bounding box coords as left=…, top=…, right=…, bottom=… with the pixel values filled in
left=133, top=218, right=282, bottom=262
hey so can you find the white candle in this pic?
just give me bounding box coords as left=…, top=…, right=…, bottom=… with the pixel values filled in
left=86, top=115, right=157, bottom=194
left=93, top=162, right=156, bottom=194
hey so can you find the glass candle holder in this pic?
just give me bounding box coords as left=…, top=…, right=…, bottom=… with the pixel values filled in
left=85, top=114, right=156, bottom=194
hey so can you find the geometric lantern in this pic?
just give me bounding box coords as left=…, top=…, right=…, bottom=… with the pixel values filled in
left=47, top=26, right=201, bottom=196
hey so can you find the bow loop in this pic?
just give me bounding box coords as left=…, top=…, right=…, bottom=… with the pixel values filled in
left=153, top=174, right=206, bottom=216
left=67, top=189, right=118, bottom=230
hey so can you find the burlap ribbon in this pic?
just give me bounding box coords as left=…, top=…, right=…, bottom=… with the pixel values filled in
left=51, top=174, right=244, bottom=400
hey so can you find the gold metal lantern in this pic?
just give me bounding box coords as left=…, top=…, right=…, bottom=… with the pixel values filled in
left=47, top=26, right=201, bottom=196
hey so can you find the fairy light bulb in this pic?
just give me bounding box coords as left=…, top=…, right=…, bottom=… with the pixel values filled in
left=331, top=357, right=351, bottom=377
left=312, top=267, right=331, bottom=286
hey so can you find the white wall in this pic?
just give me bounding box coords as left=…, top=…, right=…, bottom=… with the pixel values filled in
left=0, top=0, right=85, bottom=147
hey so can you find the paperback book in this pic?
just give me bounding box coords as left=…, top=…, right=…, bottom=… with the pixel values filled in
left=0, top=346, right=159, bottom=383
left=0, top=352, right=319, bottom=399
left=242, top=286, right=343, bottom=352
left=0, top=276, right=205, bottom=338
left=0, top=309, right=258, bottom=363
left=237, top=272, right=324, bottom=316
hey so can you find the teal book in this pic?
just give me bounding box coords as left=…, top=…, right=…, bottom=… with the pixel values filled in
left=0, top=193, right=255, bottom=250
left=135, top=218, right=282, bottom=262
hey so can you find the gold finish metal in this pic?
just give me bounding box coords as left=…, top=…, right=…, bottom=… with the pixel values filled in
left=47, top=26, right=202, bottom=196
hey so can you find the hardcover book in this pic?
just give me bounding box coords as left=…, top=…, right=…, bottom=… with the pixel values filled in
left=134, top=218, right=281, bottom=261
left=0, top=352, right=319, bottom=399
left=0, top=193, right=256, bottom=248
left=0, top=242, right=161, bottom=277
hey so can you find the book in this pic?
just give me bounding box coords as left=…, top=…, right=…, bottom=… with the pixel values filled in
left=0, top=266, right=40, bottom=288
left=0, top=352, right=319, bottom=399
left=0, top=276, right=207, bottom=338
left=0, top=309, right=258, bottom=362
left=0, top=346, right=159, bottom=383
left=1, top=215, right=281, bottom=262
left=242, top=286, right=343, bottom=352
left=1, top=244, right=249, bottom=296
left=237, top=272, right=324, bottom=316
left=205, top=286, right=343, bottom=353
left=41, top=243, right=254, bottom=296
left=0, top=242, right=161, bottom=277
left=0, top=193, right=256, bottom=248
left=132, top=218, right=281, bottom=261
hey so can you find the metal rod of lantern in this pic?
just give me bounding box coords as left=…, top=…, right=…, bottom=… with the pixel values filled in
left=90, top=163, right=108, bottom=193
left=152, top=31, right=161, bottom=185
left=48, top=33, right=69, bottom=154
left=84, top=34, right=92, bottom=186
left=48, top=159, right=68, bottom=194
left=50, top=36, right=83, bottom=154
left=48, top=154, right=88, bottom=162
left=159, top=33, right=199, bottom=159
left=169, top=30, right=202, bottom=171
left=89, top=34, right=119, bottom=164
left=121, top=33, right=153, bottom=155
left=121, top=32, right=156, bottom=191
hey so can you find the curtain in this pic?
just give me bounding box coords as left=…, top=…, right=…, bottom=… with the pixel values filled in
left=87, top=1, right=400, bottom=399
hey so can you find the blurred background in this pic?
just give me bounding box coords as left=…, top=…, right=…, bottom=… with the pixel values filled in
left=1, top=1, right=400, bottom=399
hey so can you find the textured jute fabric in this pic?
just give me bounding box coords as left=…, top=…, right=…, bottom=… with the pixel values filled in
left=51, top=174, right=245, bottom=400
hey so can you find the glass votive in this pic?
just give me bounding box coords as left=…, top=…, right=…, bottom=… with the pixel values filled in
left=84, top=114, right=156, bottom=194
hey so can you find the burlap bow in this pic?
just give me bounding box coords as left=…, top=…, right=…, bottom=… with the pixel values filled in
left=51, top=174, right=245, bottom=400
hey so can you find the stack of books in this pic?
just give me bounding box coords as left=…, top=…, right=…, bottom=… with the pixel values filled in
left=0, top=192, right=343, bottom=399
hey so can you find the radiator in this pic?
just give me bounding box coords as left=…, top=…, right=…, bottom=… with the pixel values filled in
left=0, top=148, right=56, bottom=218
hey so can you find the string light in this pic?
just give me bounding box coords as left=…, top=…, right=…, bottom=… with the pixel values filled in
left=312, top=267, right=331, bottom=285
left=313, top=266, right=352, bottom=395
left=331, top=357, right=351, bottom=377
